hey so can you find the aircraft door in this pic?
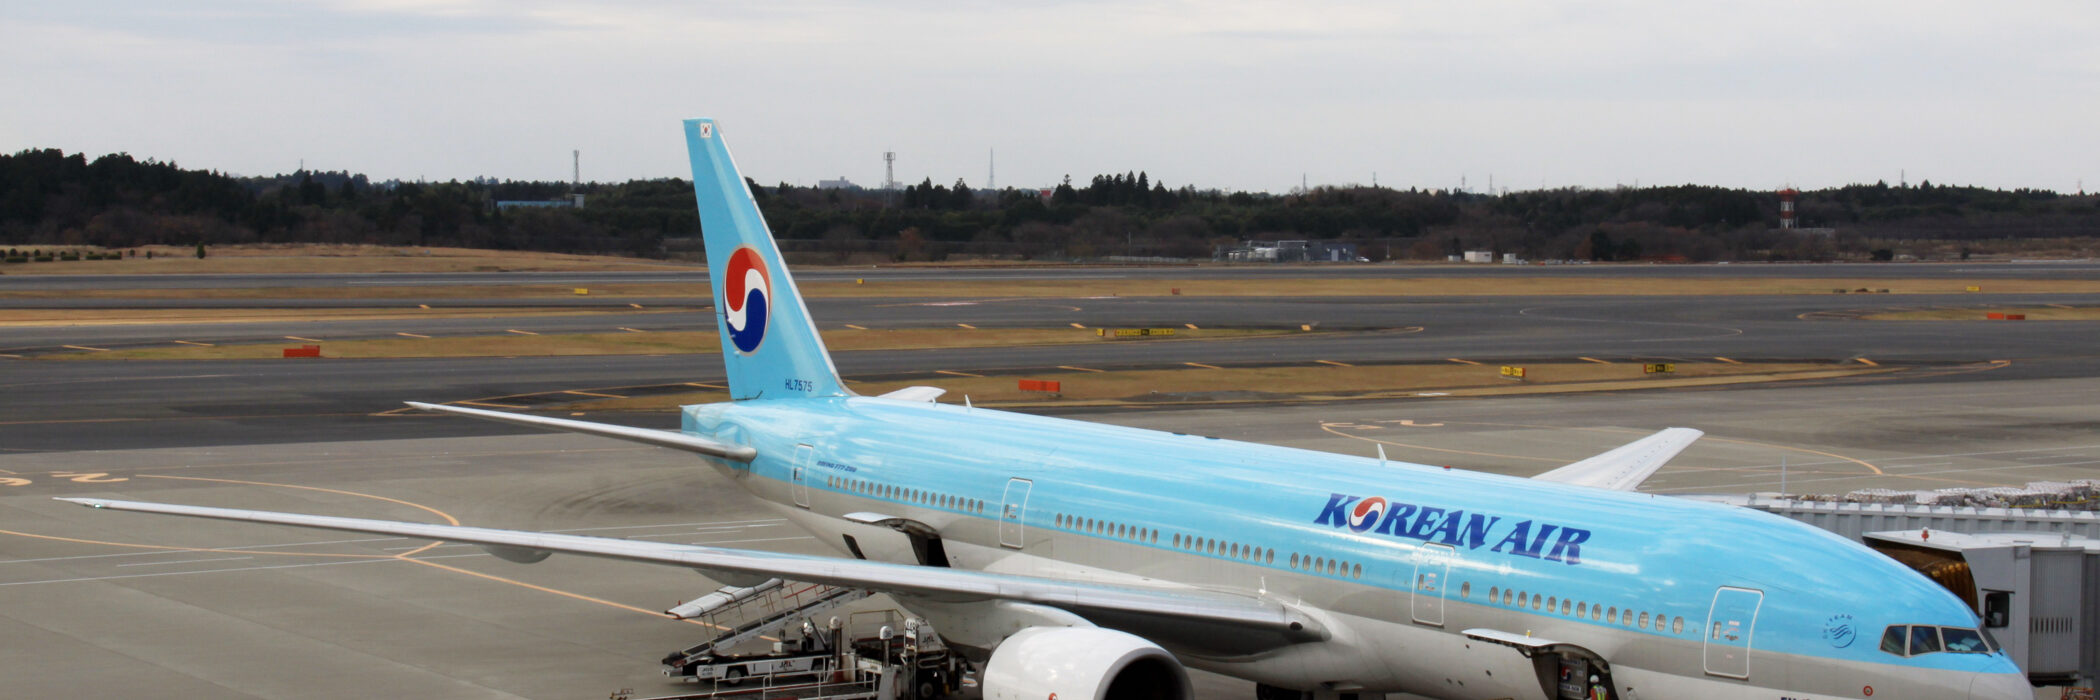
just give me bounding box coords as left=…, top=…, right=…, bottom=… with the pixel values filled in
left=1411, top=543, right=1456, bottom=626
left=791, top=444, right=814, bottom=508
left=998, top=478, right=1033, bottom=549
left=1702, top=586, right=1763, bottom=679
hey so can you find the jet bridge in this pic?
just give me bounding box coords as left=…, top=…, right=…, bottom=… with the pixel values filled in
left=1864, top=530, right=2098, bottom=686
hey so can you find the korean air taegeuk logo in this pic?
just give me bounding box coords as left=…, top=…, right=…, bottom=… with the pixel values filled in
left=723, top=246, right=771, bottom=354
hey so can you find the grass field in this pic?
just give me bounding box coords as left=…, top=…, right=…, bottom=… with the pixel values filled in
left=1860, top=306, right=2100, bottom=321
left=555, top=361, right=1889, bottom=411
left=11, top=278, right=2100, bottom=305
left=38, top=327, right=1294, bottom=360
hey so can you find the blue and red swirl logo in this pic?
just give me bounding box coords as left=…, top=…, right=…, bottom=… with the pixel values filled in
left=723, top=246, right=771, bottom=354
left=1348, top=496, right=1388, bottom=532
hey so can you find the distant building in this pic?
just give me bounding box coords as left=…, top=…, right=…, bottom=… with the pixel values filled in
left=817, top=177, right=858, bottom=190
left=1463, top=250, right=1494, bottom=263
left=496, top=194, right=585, bottom=211
left=1218, top=240, right=1359, bottom=262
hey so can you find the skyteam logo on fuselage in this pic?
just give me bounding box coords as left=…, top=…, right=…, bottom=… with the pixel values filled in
left=723, top=246, right=772, bottom=354
left=1316, top=493, right=1595, bottom=566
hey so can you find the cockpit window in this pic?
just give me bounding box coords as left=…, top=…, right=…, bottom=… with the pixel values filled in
left=1882, top=624, right=1996, bottom=657
left=1880, top=626, right=1907, bottom=654
left=1907, top=625, right=1943, bottom=654
left=1940, top=627, right=1991, bottom=653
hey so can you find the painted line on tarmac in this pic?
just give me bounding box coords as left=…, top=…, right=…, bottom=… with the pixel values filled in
left=1713, top=357, right=1741, bottom=364
left=563, top=390, right=627, bottom=399
left=506, top=329, right=539, bottom=336
left=956, top=323, right=977, bottom=329
left=61, top=345, right=108, bottom=352
left=1317, top=360, right=1354, bottom=367
left=1058, top=366, right=1105, bottom=373
left=683, top=382, right=725, bottom=389
left=396, top=332, right=429, bottom=338
left=1184, top=362, right=1223, bottom=370
left=171, top=340, right=215, bottom=347
left=619, top=327, right=646, bottom=333
left=1445, top=358, right=1480, bottom=366
left=935, top=370, right=983, bottom=378
left=1069, top=323, right=1087, bottom=329
left=1579, top=357, right=1611, bottom=365
left=843, top=324, right=867, bottom=330
left=116, top=556, right=254, bottom=568
left=455, top=400, right=530, bottom=409
left=285, top=336, right=321, bottom=342
left=1855, top=358, right=1879, bottom=366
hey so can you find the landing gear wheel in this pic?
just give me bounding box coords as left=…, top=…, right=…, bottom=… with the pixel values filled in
left=918, top=679, right=940, bottom=699
left=723, top=667, right=746, bottom=686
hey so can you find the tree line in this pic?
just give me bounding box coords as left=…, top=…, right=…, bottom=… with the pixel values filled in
left=4, top=147, right=2096, bottom=263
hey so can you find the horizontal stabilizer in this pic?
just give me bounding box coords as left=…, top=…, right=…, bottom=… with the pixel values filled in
left=878, top=386, right=947, bottom=403
left=406, top=402, right=756, bottom=462
left=1530, top=427, right=1702, bottom=491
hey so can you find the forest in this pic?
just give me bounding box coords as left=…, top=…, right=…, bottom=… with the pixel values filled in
left=4, top=148, right=2096, bottom=263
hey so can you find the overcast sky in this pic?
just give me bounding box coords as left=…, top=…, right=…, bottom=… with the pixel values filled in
left=5, top=1, right=2095, bottom=193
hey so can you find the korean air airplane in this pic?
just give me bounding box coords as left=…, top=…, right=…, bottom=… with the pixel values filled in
left=63, top=119, right=2030, bottom=700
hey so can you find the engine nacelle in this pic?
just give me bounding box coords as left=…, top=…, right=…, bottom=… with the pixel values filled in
left=982, top=627, right=1190, bottom=700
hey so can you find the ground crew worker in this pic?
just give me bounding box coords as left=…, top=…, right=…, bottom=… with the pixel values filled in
left=1589, top=675, right=1608, bottom=700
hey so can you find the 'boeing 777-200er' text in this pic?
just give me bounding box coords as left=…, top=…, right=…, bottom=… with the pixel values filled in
left=63, top=119, right=2029, bottom=700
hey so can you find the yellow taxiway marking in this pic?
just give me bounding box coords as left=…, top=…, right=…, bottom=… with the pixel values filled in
left=935, top=370, right=983, bottom=378
left=1069, top=323, right=1086, bottom=329
left=506, top=329, right=539, bottom=336
left=61, top=345, right=108, bottom=352
left=618, top=327, right=646, bottom=333
left=395, top=332, right=429, bottom=339
left=1317, top=360, right=1354, bottom=367
left=956, top=323, right=977, bottom=329
left=1184, top=362, right=1223, bottom=370
left=1713, top=357, right=1741, bottom=364
left=455, top=400, right=529, bottom=409
left=843, top=324, right=867, bottom=330
left=396, top=557, right=719, bottom=627
left=285, top=336, right=321, bottom=342
left=562, top=390, right=628, bottom=399
left=1185, top=323, right=1200, bottom=330
left=418, top=304, right=431, bottom=309
left=2046, top=303, right=2073, bottom=309
left=1445, top=358, right=1480, bottom=366
left=1579, top=357, right=1611, bottom=365
left=0, top=354, right=25, bottom=359
left=683, top=382, right=726, bottom=389
left=1855, top=358, right=1879, bottom=367
left=142, top=474, right=463, bottom=526
left=1057, top=366, right=1105, bottom=373
left=629, top=303, right=645, bottom=309
left=171, top=340, right=216, bottom=347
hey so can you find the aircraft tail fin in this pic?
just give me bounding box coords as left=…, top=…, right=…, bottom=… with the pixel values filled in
left=684, top=119, right=849, bottom=401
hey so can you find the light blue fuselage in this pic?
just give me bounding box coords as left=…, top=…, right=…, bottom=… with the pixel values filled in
left=683, top=396, right=2026, bottom=699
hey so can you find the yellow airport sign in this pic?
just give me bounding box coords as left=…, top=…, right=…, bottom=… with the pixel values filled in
left=1500, top=365, right=1526, bottom=379
left=1644, top=363, right=1676, bottom=374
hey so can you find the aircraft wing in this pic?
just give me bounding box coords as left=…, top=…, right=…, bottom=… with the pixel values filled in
left=1528, top=427, right=1702, bottom=491
left=55, top=497, right=1324, bottom=648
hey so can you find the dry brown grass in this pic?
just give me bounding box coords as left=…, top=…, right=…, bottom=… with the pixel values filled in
left=0, top=307, right=676, bottom=326
left=561, top=361, right=1886, bottom=412
left=0, top=244, right=693, bottom=275
left=1860, top=306, right=2100, bottom=321
left=15, top=276, right=2100, bottom=304
left=37, top=326, right=1289, bottom=360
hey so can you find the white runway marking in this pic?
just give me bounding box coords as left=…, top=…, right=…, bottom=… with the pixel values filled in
left=116, top=556, right=253, bottom=568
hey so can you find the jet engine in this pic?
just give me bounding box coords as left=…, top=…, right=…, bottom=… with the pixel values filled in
left=982, top=627, right=1190, bottom=700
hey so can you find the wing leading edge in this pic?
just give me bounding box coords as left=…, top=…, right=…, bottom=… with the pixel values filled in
left=55, top=497, right=1323, bottom=643
left=1529, top=427, right=1703, bottom=491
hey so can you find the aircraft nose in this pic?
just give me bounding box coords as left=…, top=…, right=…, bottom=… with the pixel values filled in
left=1968, top=670, right=2031, bottom=700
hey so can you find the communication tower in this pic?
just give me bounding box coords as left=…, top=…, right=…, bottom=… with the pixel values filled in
left=1779, top=188, right=1799, bottom=229
left=883, top=152, right=896, bottom=191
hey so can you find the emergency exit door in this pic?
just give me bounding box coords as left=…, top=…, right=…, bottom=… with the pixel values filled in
left=1703, top=586, right=1763, bottom=679
left=791, top=444, right=813, bottom=508
left=999, top=478, right=1033, bottom=549
left=1411, top=543, right=1455, bottom=626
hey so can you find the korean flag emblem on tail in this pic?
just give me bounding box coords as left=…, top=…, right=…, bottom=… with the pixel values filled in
left=723, top=246, right=771, bottom=353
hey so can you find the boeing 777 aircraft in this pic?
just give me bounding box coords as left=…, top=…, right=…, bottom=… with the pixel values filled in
left=64, top=119, right=2028, bottom=700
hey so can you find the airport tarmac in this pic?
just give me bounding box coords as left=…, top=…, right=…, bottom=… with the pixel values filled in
left=5, top=375, right=2096, bottom=699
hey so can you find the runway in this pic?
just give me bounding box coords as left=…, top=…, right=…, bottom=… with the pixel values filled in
left=5, top=375, right=2095, bottom=699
